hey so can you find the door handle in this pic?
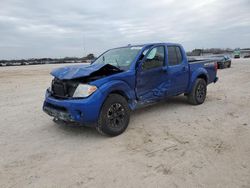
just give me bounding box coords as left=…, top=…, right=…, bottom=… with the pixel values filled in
left=182, top=67, right=187, bottom=71
left=162, top=66, right=168, bottom=72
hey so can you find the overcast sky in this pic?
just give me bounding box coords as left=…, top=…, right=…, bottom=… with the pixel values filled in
left=1, top=0, right=250, bottom=59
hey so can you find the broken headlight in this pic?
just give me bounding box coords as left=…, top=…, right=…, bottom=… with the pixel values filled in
left=73, top=84, right=97, bottom=98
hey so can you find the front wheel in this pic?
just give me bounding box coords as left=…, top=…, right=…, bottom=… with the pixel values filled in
left=187, top=78, right=207, bottom=105
left=96, top=94, right=130, bottom=136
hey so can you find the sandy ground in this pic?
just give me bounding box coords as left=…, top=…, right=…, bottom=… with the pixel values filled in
left=0, top=59, right=249, bottom=188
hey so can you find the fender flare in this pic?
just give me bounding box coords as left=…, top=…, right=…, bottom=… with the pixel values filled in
left=98, top=80, right=137, bottom=110
left=187, top=68, right=209, bottom=93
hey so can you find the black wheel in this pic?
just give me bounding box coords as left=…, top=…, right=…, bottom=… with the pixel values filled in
left=96, top=94, right=130, bottom=136
left=187, top=78, right=207, bottom=105
left=228, top=61, right=231, bottom=68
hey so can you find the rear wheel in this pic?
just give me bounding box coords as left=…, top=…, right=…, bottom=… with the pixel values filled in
left=187, top=78, right=207, bottom=105
left=96, top=94, right=130, bottom=136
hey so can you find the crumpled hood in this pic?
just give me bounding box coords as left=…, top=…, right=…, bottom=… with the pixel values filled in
left=51, top=63, right=121, bottom=80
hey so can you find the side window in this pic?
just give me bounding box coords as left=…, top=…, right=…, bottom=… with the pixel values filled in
left=176, top=47, right=183, bottom=63
left=142, top=46, right=165, bottom=70
left=168, top=46, right=183, bottom=66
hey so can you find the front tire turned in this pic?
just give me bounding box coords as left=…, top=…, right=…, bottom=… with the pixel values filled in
left=187, top=78, right=207, bottom=105
left=96, top=94, right=130, bottom=136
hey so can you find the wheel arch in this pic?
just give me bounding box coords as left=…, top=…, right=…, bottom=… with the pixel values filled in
left=98, top=80, right=137, bottom=111
left=197, top=74, right=208, bottom=84
left=110, top=90, right=129, bottom=101
left=188, top=68, right=209, bottom=93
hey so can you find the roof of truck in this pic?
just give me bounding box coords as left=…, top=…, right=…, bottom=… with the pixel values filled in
left=109, top=43, right=182, bottom=51
left=128, top=42, right=181, bottom=47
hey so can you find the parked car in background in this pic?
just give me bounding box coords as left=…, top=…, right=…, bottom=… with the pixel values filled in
left=233, top=49, right=241, bottom=58
left=215, top=55, right=231, bottom=69
left=243, top=54, right=250, bottom=58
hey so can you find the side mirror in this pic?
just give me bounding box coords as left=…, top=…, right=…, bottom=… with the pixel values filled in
left=162, top=66, right=168, bottom=72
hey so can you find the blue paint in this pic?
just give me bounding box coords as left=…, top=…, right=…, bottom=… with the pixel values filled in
left=51, top=63, right=120, bottom=80
left=43, top=43, right=218, bottom=126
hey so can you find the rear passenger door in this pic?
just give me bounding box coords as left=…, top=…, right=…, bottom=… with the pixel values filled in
left=166, top=46, right=189, bottom=95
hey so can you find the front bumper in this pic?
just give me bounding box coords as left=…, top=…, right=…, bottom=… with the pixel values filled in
left=43, top=89, right=105, bottom=127
left=43, top=105, right=74, bottom=122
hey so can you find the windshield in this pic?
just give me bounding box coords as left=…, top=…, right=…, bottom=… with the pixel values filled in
left=93, top=46, right=143, bottom=70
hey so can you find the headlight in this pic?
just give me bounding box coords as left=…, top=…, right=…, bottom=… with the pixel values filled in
left=73, top=84, right=97, bottom=98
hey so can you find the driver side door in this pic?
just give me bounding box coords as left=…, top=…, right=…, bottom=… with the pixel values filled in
left=136, top=45, right=170, bottom=102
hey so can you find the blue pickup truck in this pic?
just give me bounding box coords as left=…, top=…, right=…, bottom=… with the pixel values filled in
left=43, top=43, right=218, bottom=136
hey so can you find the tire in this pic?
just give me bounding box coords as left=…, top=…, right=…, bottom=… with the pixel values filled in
left=96, top=94, right=130, bottom=136
left=187, top=78, right=207, bottom=105
left=228, top=61, right=231, bottom=68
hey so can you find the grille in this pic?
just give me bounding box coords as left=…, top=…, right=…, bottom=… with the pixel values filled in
left=51, top=78, right=78, bottom=98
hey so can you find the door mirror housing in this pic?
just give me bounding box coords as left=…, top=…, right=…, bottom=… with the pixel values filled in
left=162, top=66, right=168, bottom=72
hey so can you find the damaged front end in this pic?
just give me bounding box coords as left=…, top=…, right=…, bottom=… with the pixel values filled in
left=49, top=63, right=122, bottom=99
left=43, top=63, right=123, bottom=124
left=51, top=63, right=122, bottom=80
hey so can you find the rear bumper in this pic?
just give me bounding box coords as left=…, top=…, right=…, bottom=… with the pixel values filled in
left=43, top=89, right=105, bottom=127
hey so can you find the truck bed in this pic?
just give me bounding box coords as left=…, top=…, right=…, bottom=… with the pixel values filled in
left=188, top=56, right=221, bottom=63
left=188, top=57, right=218, bottom=84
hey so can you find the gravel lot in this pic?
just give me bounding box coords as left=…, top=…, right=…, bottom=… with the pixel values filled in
left=0, top=59, right=249, bottom=188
